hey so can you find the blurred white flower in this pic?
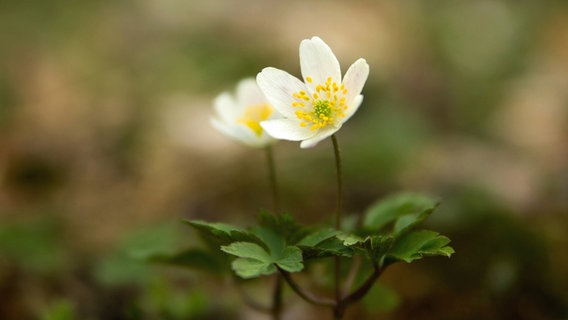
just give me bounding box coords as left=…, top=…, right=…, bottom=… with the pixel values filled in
left=211, top=78, right=280, bottom=148
left=257, top=36, right=369, bottom=148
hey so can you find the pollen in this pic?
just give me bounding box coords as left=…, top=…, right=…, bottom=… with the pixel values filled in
left=290, top=76, right=349, bottom=131
left=238, top=104, right=273, bottom=136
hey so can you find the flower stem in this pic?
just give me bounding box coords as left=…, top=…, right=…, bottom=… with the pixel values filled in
left=331, top=134, right=343, bottom=309
left=331, top=135, right=343, bottom=230
left=333, top=263, right=385, bottom=319
left=271, top=275, right=283, bottom=320
left=340, top=263, right=384, bottom=308
left=278, top=269, right=336, bottom=307
left=266, top=145, right=280, bottom=214
left=341, top=255, right=362, bottom=297
left=265, top=146, right=283, bottom=320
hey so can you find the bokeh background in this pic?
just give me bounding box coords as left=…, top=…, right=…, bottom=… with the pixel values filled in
left=1, top=0, right=567, bottom=319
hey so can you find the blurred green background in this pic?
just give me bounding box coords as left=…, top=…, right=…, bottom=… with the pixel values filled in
left=1, top=0, right=567, bottom=319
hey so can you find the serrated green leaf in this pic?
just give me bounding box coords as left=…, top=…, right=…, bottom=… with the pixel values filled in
left=299, top=237, right=353, bottom=260
left=387, top=230, right=454, bottom=263
left=367, top=235, right=394, bottom=262
left=420, top=235, right=451, bottom=252
left=336, top=232, right=393, bottom=262
left=297, top=228, right=340, bottom=247
left=184, top=220, right=265, bottom=249
left=222, top=242, right=274, bottom=278
left=337, top=233, right=365, bottom=246
left=438, top=246, right=455, bottom=257
left=231, top=258, right=276, bottom=279
left=363, top=193, right=438, bottom=234
left=185, top=220, right=241, bottom=234
left=257, top=211, right=310, bottom=244
left=274, top=246, right=303, bottom=273
left=250, top=227, right=285, bottom=256
left=148, top=248, right=226, bottom=274
left=221, top=242, right=304, bottom=278
left=184, top=220, right=242, bottom=244
left=221, top=242, right=271, bottom=261
left=392, top=210, right=430, bottom=235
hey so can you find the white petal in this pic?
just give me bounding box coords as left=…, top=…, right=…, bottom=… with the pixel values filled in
left=257, top=67, right=307, bottom=119
left=300, top=36, right=341, bottom=86
left=267, top=107, right=284, bottom=120
left=211, top=118, right=270, bottom=148
left=300, top=126, right=339, bottom=148
left=342, top=95, right=364, bottom=123
left=342, top=58, right=369, bottom=105
left=211, top=118, right=241, bottom=140
left=236, top=78, right=266, bottom=107
left=213, top=92, right=240, bottom=124
left=238, top=127, right=272, bottom=148
left=261, top=119, right=315, bottom=141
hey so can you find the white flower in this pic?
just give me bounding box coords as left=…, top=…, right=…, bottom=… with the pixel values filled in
left=211, top=78, right=280, bottom=148
left=257, top=36, right=369, bottom=148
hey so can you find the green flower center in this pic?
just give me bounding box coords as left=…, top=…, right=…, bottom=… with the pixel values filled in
left=313, top=100, right=332, bottom=119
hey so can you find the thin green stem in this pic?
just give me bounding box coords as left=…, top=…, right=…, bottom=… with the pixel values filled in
left=331, top=134, right=343, bottom=309
left=333, top=263, right=385, bottom=319
left=271, top=275, right=283, bottom=320
left=334, top=257, right=342, bottom=307
left=266, top=145, right=280, bottom=214
left=265, top=146, right=283, bottom=320
left=331, top=135, right=343, bottom=230
left=341, top=255, right=362, bottom=297
left=340, top=263, right=384, bottom=308
left=278, top=269, right=336, bottom=307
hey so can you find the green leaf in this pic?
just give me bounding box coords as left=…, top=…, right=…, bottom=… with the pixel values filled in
left=336, top=232, right=394, bottom=262
left=363, top=235, right=394, bottom=262
left=387, top=230, right=454, bottom=264
left=221, top=242, right=271, bottom=261
left=299, top=237, right=353, bottom=260
left=221, top=242, right=273, bottom=279
left=221, top=242, right=304, bottom=278
left=363, top=193, right=438, bottom=234
left=257, top=211, right=310, bottom=244
left=184, top=220, right=264, bottom=248
left=337, top=233, right=365, bottom=246
left=231, top=258, right=276, bottom=278
left=419, top=235, right=451, bottom=252
left=148, top=248, right=226, bottom=274
left=274, top=246, right=303, bottom=273
left=184, top=220, right=241, bottom=243
left=185, top=220, right=241, bottom=233
left=392, top=206, right=438, bottom=236
left=250, top=227, right=286, bottom=256
left=298, top=228, right=341, bottom=247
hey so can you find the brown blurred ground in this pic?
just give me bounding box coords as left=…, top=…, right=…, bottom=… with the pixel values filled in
left=1, top=1, right=567, bottom=319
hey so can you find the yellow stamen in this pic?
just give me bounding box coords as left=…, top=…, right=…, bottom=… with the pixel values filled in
left=238, top=104, right=273, bottom=136
left=290, top=76, right=349, bottom=131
